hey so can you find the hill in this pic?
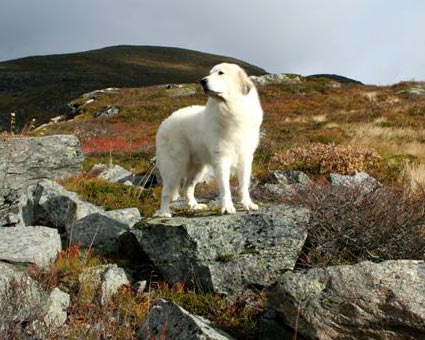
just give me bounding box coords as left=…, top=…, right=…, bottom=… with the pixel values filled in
left=306, top=73, right=363, bottom=84
left=0, top=45, right=267, bottom=130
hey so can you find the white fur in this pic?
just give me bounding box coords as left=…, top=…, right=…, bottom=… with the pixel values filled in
left=155, top=63, right=263, bottom=217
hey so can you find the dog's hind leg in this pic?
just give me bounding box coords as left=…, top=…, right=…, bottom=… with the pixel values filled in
left=155, top=179, right=180, bottom=217
left=155, top=157, right=182, bottom=217
left=184, top=165, right=207, bottom=211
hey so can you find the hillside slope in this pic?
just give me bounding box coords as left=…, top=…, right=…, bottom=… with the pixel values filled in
left=0, top=45, right=266, bottom=130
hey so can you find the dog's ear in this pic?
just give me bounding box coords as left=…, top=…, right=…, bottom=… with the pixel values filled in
left=238, top=69, right=254, bottom=95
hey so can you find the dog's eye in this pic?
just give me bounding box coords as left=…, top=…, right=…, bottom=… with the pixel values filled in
left=218, top=71, right=224, bottom=75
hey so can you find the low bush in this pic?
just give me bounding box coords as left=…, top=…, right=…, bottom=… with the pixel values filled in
left=271, top=143, right=381, bottom=176
left=291, top=183, right=425, bottom=268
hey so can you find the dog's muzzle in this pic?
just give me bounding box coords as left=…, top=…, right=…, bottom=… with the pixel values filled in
left=200, top=77, right=209, bottom=93
left=200, top=77, right=222, bottom=98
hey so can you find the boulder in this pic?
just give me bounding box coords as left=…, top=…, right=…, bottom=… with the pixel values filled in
left=131, top=205, right=309, bottom=295
left=138, top=299, right=234, bottom=340
left=88, top=163, right=136, bottom=185
left=79, top=264, right=130, bottom=306
left=33, top=179, right=103, bottom=230
left=267, top=260, right=425, bottom=339
left=0, top=226, right=61, bottom=269
left=100, top=265, right=130, bottom=306
left=328, top=172, right=380, bottom=192
left=44, top=287, right=70, bottom=328
left=69, top=208, right=141, bottom=254
left=0, top=135, right=84, bottom=191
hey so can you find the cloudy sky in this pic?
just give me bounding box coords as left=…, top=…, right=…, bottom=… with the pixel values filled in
left=1, top=0, right=424, bottom=85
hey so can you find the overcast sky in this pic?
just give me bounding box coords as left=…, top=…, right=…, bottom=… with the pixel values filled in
left=1, top=0, right=424, bottom=85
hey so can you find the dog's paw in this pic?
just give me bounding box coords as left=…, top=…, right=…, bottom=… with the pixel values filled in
left=221, top=205, right=236, bottom=214
left=153, top=210, right=172, bottom=218
left=189, top=203, right=208, bottom=211
left=242, top=201, right=259, bottom=211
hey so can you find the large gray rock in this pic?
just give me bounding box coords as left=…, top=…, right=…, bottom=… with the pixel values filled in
left=138, top=299, right=234, bottom=340
left=0, top=226, right=61, bottom=269
left=132, top=205, right=308, bottom=295
left=0, top=135, right=84, bottom=191
left=69, top=208, right=141, bottom=254
left=33, top=179, right=103, bottom=230
left=268, top=260, right=425, bottom=340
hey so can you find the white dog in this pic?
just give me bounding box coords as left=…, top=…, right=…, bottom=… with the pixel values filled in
left=155, top=63, right=263, bottom=217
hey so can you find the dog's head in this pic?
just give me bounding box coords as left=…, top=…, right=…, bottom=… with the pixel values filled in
left=200, top=63, right=254, bottom=101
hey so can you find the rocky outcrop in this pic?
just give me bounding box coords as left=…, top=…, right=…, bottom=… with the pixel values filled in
left=1, top=175, right=142, bottom=254
left=138, top=299, right=234, bottom=340
left=250, top=74, right=302, bottom=86
left=131, top=204, right=309, bottom=295
left=32, top=178, right=142, bottom=254
left=0, top=135, right=83, bottom=191
left=267, top=260, right=425, bottom=339
left=0, top=226, right=61, bottom=269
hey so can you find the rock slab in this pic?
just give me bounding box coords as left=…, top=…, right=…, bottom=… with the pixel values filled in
left=132, top=205, right=309, bottom=295
left=268, top=260, right=425, bottom=340
left=0, top=226, right=61, bottom=269
left=0, top=135, right=84, bottom=191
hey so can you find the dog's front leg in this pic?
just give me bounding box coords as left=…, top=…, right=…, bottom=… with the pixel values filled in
left=214, top=158, right=236, bottom=214
left=238, top=155, right=259, bottom=211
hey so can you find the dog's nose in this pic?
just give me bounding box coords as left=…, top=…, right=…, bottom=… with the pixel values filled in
left=200, top=77, right=208, bottom=88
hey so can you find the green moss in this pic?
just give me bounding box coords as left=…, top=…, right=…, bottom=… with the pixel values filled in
left=241, top=248, right=259, bottom=255
left=216, top=253, right=234, bottom=262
